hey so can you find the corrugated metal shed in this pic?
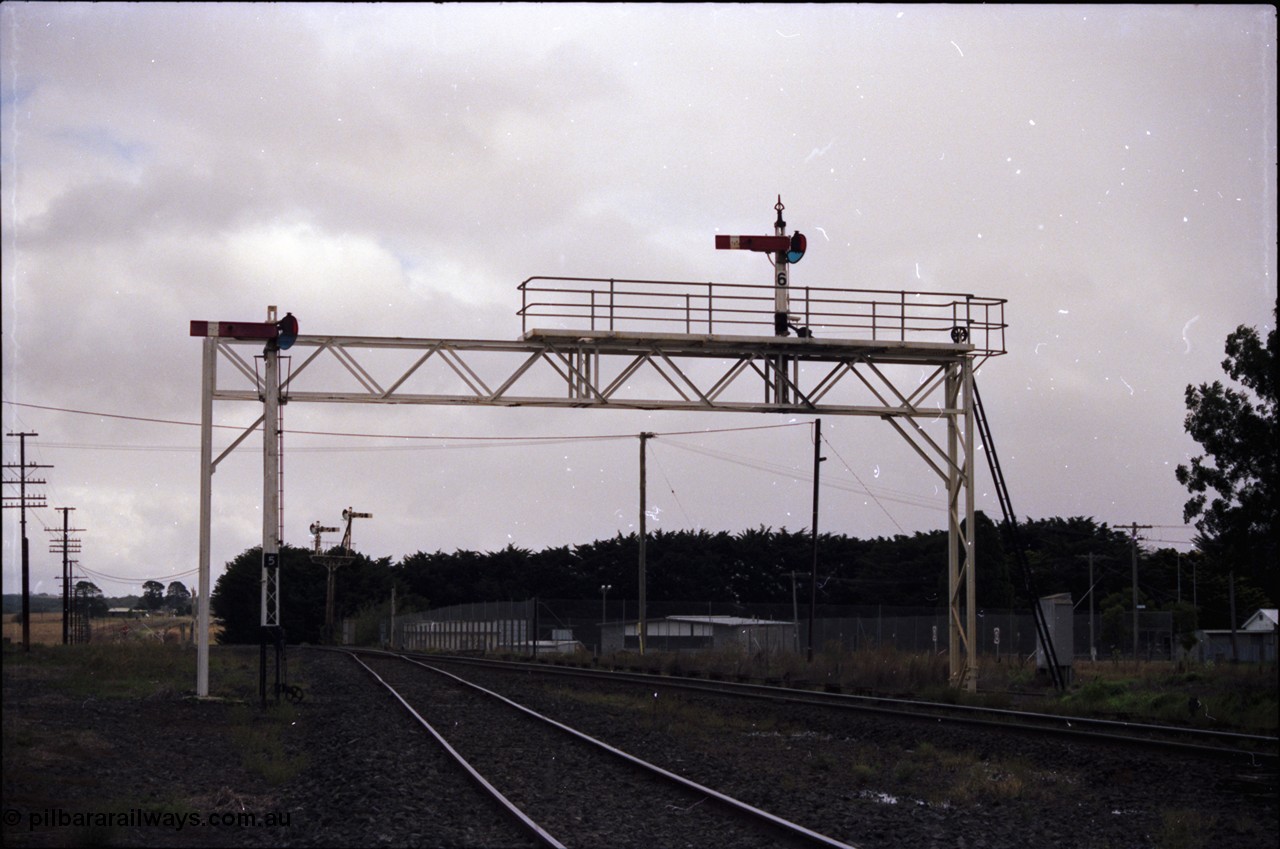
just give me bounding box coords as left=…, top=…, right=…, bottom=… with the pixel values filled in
left=601, top=614, right=796, bottom=654
left=1191, top=610, right=1278, bottom=663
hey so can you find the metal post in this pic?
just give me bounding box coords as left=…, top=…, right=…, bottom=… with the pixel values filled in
left=197, top=338, right=215, bottom=697
left=638, top=433, right=652, bottom=655
left=963, top=359, right=976, bottom=690
left=773, top=197, right=790, bottom=336
left=600, top=583, right=611, bottom=655
left=262, top=343, right=280, bottom=629
left=1088, top=553, right=1096, bottom=662
left=788, top=572, right=800, bottom=653
left=259, top=340, right=283, bottom=705
left=325, top=564, right=337, bottom=642
left=947, top=367, right=962, bottom=685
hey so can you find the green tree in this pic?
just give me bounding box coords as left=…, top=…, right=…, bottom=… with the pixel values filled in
left=1175, top=313, right=1278, bottom=606
left=211, top=544, right=393, bottom=644
left=165, top=581, right=192, bottom=615
left=75, top=581, right=108, bottom=618
left=141, top=580, right=166, bottom=611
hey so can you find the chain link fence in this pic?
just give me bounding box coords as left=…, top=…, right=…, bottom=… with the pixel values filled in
left=387, top=599, right=1176, bottom=661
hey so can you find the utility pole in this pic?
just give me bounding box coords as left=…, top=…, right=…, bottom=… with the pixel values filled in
left=1125, top=523, right=1152, bottom=660
left=3, top=432, right=51, bottom=652
left=638, top=433, right=653, bottom=655
left=809, top=418, right=825, bottom=662
left=48, top=508, right=83, bottom=645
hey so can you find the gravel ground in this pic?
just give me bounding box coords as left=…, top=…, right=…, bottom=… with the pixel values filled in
left=405, top=656, right=1278, bottom=849
left=360, top=655, right=820, bottom=849
left=3, top=647, right=1275, bottom=849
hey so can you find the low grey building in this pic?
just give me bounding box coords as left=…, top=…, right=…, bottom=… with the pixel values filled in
left=1190, top=608, right=1278, bottom=664
left=601, top=615, right=796, bottom=655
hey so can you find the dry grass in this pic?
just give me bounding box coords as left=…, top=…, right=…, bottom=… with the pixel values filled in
left=1, top=611, right=65, bottom=645
left=2, top=612, right=219, bottom=646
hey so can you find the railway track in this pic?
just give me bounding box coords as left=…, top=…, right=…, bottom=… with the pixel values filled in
left=285, top=647, right=1277, bottom=848
left=350, top=650, right=859, bottom=849
left=397, top=651, right=1278, bottom=766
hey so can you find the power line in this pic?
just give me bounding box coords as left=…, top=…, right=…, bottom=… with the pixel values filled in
left=661, top=438, right=942, bottom=513
left=4, top=399, right=807, bottom=445
left=820, top=433, right=906, bottom=534
left=647, top=443, right=696, bottom=529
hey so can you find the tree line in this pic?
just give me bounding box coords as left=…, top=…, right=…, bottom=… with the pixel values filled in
left=209, top=515, right=1266, bottom=645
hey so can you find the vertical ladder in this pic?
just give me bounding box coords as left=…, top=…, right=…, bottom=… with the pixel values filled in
left=972, top=381, right=1067, bottom=691
left=276, top=402, right=285, bottom=548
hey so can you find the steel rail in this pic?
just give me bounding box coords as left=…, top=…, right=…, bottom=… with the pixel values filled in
left=400, top=655, right=860, bottom=849
left=347, top=652, right=567, bottom=849
left=348, top=648, right=860, bottom=849
left=405, top=652, right=1278, bottom=764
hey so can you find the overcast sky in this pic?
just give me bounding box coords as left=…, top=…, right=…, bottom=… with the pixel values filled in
left=3, top=4, right=1275, bottom=602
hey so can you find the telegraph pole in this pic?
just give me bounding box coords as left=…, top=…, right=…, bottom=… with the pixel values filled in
left=4, top=432, right=51, bottom=652
left=1125, top=523, right=1152, bottom=660
left=48, top=508, right=83, bottom=645
left=808, top=419, right=825, bottom=662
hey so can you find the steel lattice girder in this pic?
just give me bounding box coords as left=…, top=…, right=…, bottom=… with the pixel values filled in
left=194, top=328, right=983, bottom=693
left=206, top=330, right=977, bottom=418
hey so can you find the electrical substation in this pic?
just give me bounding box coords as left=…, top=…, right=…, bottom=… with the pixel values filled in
left=190, top=199, right=1041, bottom=700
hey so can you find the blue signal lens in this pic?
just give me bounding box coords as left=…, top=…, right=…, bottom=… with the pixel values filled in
left=276, top=313, right=298, bottom=350
left=786, top=232, right=807, bottom=264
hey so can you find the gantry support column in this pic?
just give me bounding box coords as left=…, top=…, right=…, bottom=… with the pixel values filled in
left=945, top=358, right=978, bottom=691
left=197, top=338, right=215, bottom=697
left=261, top=344, right=281, bottom=629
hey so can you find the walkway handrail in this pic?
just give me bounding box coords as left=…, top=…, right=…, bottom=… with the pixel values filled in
left=518, top=276, right=1006, bottom=357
